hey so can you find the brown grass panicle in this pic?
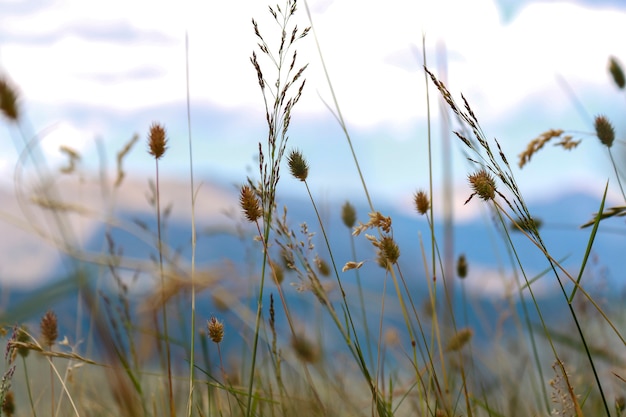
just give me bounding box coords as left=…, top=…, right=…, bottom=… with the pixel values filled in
left=239, top=184, right=263, bottom=223
left=426, top=67, right=541, bottom=240
left=608, top=56, right=625, bottom=90
left=40, top=310, right=58, bottom=349
left=147, top=122, right=168, bottom=160
left=207, top=316, right=225, bottom=344
left=273, top=207, right=334, bottom=308
left=594, top=115, right=615, bottom=148
left=518, top=129, right=581, bottom=168
left=0, top=75, right=20, bottom=122
left=413, top=190, right=430, bottom=215
left=249, top=0, right=310, bottom=221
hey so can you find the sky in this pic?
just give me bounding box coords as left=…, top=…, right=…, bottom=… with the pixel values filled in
left=1, top=0, right=626, bottom=202
left=1, top=0, right=626, bottom=289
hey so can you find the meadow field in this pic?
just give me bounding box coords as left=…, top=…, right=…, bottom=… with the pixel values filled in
left=2, top=1, right=626, bottom=416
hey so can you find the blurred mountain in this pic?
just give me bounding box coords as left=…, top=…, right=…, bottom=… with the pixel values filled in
left=1, top=185, right=623, bottom=359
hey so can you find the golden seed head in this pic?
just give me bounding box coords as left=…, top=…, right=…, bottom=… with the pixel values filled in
left=147, top=122, right=168, bottom=159
left=207, top=316, right=224, bottom=344
left=456, top=254, right=468, bottom=279
left=446, top=328, right=473, bottom=352
left=0, top=77, right=19, bottom=122
left=609, top=56, right=625, bottom=89
left=341, top=201, right=356, bottom=228
left=291, top=334, right=319, bottom=363
left=413, top=190, right=430, bottom=215
left=287, top=149, right=308, bottom=181
left=468, top=169, right=496, bottom=201
left=270, top=260, right=284, bottom=285
left=380, top=236, right=400, bottom=265
left=239, top=185, right=262, bottom=222
left=40, top=310, right=58, bottom=348
left=2, top=390, right=15, bottom=416
left=16, top=326, right=30, bottom=358
left=315, top=255, right=330, bottom=277
left=594, top=115, right=615, bottom=148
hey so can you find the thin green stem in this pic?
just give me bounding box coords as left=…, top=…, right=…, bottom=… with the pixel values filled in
left=185, top=31, right=199, bottom=417
left=21, top=356, right=37, bottom=417
left=244, top=218, right=269, bottom=417
left=154, top=160, right=175, bottom=417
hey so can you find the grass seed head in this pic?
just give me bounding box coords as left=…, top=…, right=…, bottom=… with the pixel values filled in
left=240, top=185, right=262, bottom=222
left=594, top=115, right=615, bottom=148
left=456, top=254, right=468, bottom=279
left=147, top=122, right=168, bottom=159
left=315, top=255, right=330, bottom=277
left=16, top=327, right=30, bottom=358
left=287, top=149, right=308, bottom=181
left=341, top=201, right=356, bottom=228
left=0, top=77, right=19, bottom=122
left=270, top=260, right=285, bottom=285
left=40, top=310, right=58, bottom=348
left=468, top=169, right=496, bottom=201
left=379, top=236, right=400, bottom=266
left=291, top=333, right=319, bottom=363
left=207, top=316, right=224, bottom=344
left=609, top=56, right=625, bottom=89
left=1, top=390, right=14, bottom=417
left=413, top=190, right=430, bottom=215
left=446, top=328, right=473, bottom=352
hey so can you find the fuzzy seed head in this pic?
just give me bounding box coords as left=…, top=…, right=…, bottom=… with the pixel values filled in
left=609, top=56, right=625, bottom=89
left=287, top=149, right=308, bottom=181
left=380, top=236, right=400, bottom=265
left=456, top=254, right=468, bottom=279
left=594, top=115, right=615, bottom=148
left=413, top=190, right=430, bottom=215
left=270, top=261, right=285, bottom=285
left=207, top=316, right=224, bottom=344
left=40, top=310, right=58, bottom=348
left=315, top=255, right=330, bottom=277
left=468, top=169, right=496, bottom=201
left=341, top=201, right=356, bottom=228
left=291, top=334, right=319, bottom=363
left=16, top=327, right=29, bottom=358
left=2, top=390, right=14, bottom=417
left=0, top=77, right=19, bottom=122
left=240, top=185, right=262, bottom=222
left=147, top=122, right=168, bottom=159
left=446, top=328, right=473, bottom=352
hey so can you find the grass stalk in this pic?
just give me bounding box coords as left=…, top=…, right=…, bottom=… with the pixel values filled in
left=147, top=122, right=175, bottom=417
left=184, top=31, right=199, bottom=417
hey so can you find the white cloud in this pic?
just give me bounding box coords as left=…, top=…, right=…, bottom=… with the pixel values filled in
left=460, top=263, right=558, bottom=300
left=3, top=0, right=625, bottom=125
